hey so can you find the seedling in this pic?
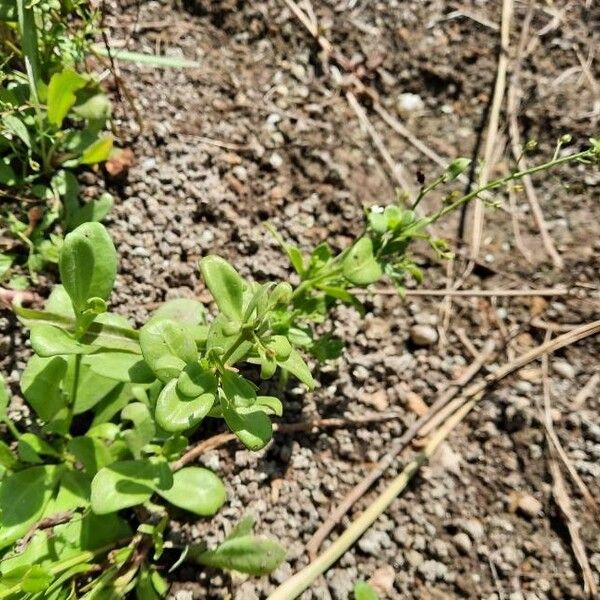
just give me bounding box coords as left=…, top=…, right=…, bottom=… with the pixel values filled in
left=0, top=141, right=597, bottom=597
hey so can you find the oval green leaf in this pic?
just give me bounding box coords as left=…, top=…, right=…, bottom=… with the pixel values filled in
left=59, top=222, right=117, bottom=314
left=155, top=379, right=215, bottom=433
left=199, top=256, right=246, bottom=322
left=342, top=237, right=383, bottom=286
left=157, top=467, right=226, bottom=516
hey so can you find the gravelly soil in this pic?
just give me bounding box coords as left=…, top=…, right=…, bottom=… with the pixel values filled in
left=1, top=1, right=599, bottom=598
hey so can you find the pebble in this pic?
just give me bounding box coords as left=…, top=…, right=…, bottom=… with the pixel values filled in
left=459, top=518, right=485, bottom=541
left=358, top=529, right=391, bottom=556
left=517, top=493, right=543, bottom=518
left=410, top=324, right=438, bottom=346
left=269, top=152, right=284, bottom=169
left=453, top=532, right=472, bottom=554
left=397, top=92, right=425, bottom=114
left=552, top=360, right=576, bottom=379
left=417, top=559, right=448, bottom=582
left=362, top=389, right=389, bottom=411
left=406, top=549, right=424, bottom=568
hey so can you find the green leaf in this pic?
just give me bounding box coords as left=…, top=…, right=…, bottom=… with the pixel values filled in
left=83, top=352, right=155, bottom=383
left=0, top=0, right=16, bottom=20
left=446, top=157, right=471, bottom=180
left=15, top=305, right=140, bottom=354
left=156, top=467, right=226, bottom=516
left=354, top=581, right=379, bottom=600
left=286, top=245, right=305, bottom=276
left=121, top=403, right=156, bottom=459
left=199, top=256, right=246, bottom=322
left=2, top=114, right=30, bottom=148
left=0, top=465, right=60, bottom=551
left=155, top=378, right=215, bottom=433
left=221, top=371, right=256, bottom=409
left=254, top=396, right=283, bottom=417
left=66, top=193, right=113, bottom=231
left=17, top=433, right=60, bottom=464
left=152, top=298, right=206, bottom=326
left=0, top=440, right=18, bottom=470
left=47, top=69, right=87, bottom=127
left=139, top=318, right=197, bottom=382
left=221, top=401, right=272, bottom=451
left=59, top=222, right=117, bottom=315
left=20, top=356, right=68, bottom=422
left=30, top=324, right=95, bottom=356
left=21, top=564, right=53, bottom=593
left=80, top=136, right=113, bottom=165
left=90, top=459, right=172, bottom=515
left=265, top=335, right=292, bottom=361
left=343, top=238, right=383, bottom=286
left=72, top=92, right=111, bottom=122
left=226, top=515, right=255, bottom=540
left=68, top=436, right=112, bottom=475
left=0, top=161, right=16, bottom=186
left=69, top=363, right=121, bottom=415
left=92, top=45, right=201, bottom=68
left=276, top=348, right=315, bottom=389
left=310, top=334, right=344, bottom=362
left=192, top=534, right=285, bottom=576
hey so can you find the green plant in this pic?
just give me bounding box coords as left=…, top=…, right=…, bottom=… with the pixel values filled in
left=0, top=141, right=597, bottom=597
left=0, top=0, right=113, bottom=283
left=354, top=580, right=379, bottom=600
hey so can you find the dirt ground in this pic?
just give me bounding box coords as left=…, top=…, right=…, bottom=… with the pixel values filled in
left=2, top=0, right=600, bottom=598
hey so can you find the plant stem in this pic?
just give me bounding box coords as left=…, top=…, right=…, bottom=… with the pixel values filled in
left=428, top=148, right=592, bottom=225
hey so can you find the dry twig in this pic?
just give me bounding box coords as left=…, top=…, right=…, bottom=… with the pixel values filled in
left=506, top=0, right=563, bottom=268
left=170, top=411, right=405, bottom=471
left=549, top=460, right=598, bottom=598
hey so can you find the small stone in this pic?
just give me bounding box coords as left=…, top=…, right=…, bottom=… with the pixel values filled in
left=552, top=360, right=576, bottom=379
left=358, top=529, right=391, bottom=556
left=396, top=92, right=425, bottom=114
left=417, top=559, right=448, bottom=582
left=406, top=549, right=424, bottom=568
left=410, top=324, right=438, bottom=346
left=405, top=391, right=428, bottom=416
left=453, top=532, right=472, bottom=554
left=269, top=152, right=284, bottom=169
left=517, top=493, right=543, bottom=518
left=362, top=389, right=389, bottom=411
left=368, top=565, right=395, bottom=596
left=460, top=518, right=485, bottom=541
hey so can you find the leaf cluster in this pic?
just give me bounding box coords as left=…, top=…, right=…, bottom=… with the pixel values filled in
left=0, top=0, right=113, bottom=284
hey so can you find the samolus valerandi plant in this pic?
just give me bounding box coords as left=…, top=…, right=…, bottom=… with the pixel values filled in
left=0, top=139, right=598, bottom=597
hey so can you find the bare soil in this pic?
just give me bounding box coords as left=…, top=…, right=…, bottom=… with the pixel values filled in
left=1, top=1, right=599, bottom=598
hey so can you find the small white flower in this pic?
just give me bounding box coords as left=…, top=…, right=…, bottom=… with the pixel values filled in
left=370, top=205, right=384, bottom=213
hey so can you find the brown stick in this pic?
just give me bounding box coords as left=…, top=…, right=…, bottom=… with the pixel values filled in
left=549, top=459, right=598, bottom=598
left=305, top=319, right=600, bottom=559
left=170, top=411, right=406, bottom=471
left=506, top=0, right=563, bottom=268
left=468, top=0, right=512, bottom=266
left=541, top=343, right=598, bottom=514
left=305, top=339, right=496, bottom=559
left=378, top=287, right=569, bottom=298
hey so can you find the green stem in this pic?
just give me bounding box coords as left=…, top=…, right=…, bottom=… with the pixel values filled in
left=428, top=148, right=592, bottom=226
left=411, top=174, right=445, bottom=211
left=221, top=331, right=249, bottom=365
